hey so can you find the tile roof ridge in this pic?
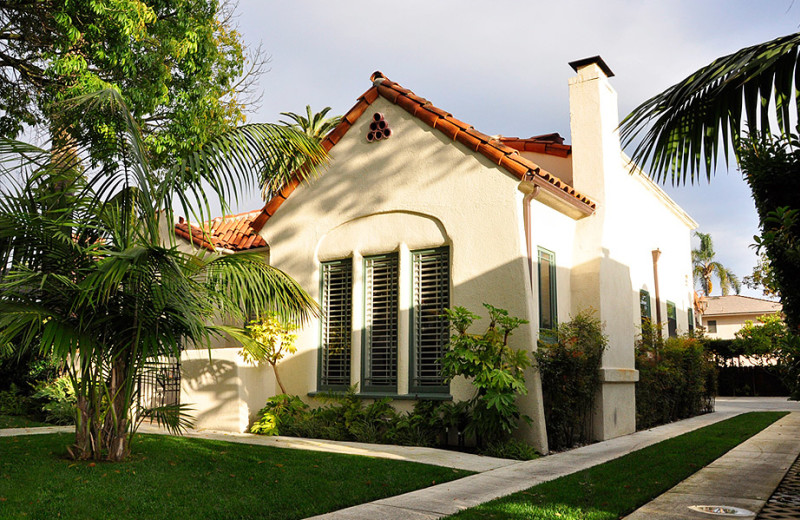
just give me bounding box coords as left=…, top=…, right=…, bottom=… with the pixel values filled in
left=246, top=71, right=596, bottom=233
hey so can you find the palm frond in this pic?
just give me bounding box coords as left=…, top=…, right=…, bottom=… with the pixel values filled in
left=620, top=32, right=800, bottom=184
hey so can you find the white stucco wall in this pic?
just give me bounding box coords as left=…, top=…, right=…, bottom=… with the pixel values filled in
left=261, top=96, right=550, bottom=451
left=568, top=61, right=696, bottom=439
left=702, top=313, right=769, bottom=340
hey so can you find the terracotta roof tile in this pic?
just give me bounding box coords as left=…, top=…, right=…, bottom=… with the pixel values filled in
left=174, top=210, right=268, bottom=252
left=244, top=72, right=596, bottom=233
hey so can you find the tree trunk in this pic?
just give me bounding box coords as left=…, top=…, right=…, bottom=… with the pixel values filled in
left=103, top=358, right=131, bottom=461
left=71, top=395, right=94, bottom=460
left=271, top=361, right=287, bottom=395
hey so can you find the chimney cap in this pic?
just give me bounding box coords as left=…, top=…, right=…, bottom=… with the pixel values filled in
left=568, top=56, right=615, bottom=78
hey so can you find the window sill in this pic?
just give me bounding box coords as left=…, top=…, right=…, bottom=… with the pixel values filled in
left=308, top=391, right=452, bottom=401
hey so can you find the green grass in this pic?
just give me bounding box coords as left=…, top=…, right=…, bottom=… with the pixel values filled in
left=0, top=414, right=50, bottom=429
left=447, top=412, right=787, bottom=519
left=0, top=433, right=472, bottom=520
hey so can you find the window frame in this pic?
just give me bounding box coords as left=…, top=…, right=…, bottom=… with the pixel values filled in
left=409, top=246, right=450, bottom=395
left=317, top=259, right=353, bottom=391
left=707, top=319, right=717, bottom=334
left=666, top=300, right=677, bottom=337
left=361, top=252, right=400, bottom=393
left=537, top=247, right=558, bottom=340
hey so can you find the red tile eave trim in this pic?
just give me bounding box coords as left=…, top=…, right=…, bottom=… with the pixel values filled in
left=174, top=225, right=216, bottom=252
left=249, top=73, right=595, bottom=232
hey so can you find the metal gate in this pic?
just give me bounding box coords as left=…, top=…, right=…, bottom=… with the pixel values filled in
left=137, top=356, right=181, bottom=412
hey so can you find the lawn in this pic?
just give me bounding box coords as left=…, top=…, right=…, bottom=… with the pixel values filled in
left=0, top=432, right=472, bottom=520
left=0, top=414, right=50, bottom=429
left=446, top=411, right=786, bottom=519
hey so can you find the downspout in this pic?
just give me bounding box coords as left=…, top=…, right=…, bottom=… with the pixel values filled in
left=522, top=184, right=541, bottom=289
left=652, top=249, right=662, bottom=339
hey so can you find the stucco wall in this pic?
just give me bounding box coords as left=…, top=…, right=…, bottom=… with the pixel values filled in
left=703, top=313, right=769, bottom=340
left=261, top=96, right=550, bottom=451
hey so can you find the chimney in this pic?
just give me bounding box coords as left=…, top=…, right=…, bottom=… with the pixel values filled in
left=567, top=55, right=620, bottom=205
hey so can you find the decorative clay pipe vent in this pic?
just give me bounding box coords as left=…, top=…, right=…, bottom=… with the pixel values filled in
left=367, top=112, right=392, bottom=142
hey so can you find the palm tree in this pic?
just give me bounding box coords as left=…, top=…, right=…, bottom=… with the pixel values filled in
left=619, top=32, right=800, bottom=184
left=258, top=105, right=342, bottom=201
left=280, top=105, right=342, bottom=140
left=0, top=90, right=326, bottom=461
left=692, top=232, right=741, bottom=296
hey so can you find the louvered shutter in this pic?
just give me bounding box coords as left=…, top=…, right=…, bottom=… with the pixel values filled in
left=411, top=247, right=450, bottom=393
left=364, top=254, right=399, bottom=391
left=319, top=260, right=352, bottom=389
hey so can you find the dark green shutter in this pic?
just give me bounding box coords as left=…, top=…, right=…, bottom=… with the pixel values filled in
left=319, top=260, right=352, bottom=390
left=538, top=248, right=557, bottom=337
left=364, top=254, right=399, bottom=391
left=411, top=247, right=450, bottom=393
left=667, top=301, right=677, bottom=337
left=640, top=289, right=652, bottom=325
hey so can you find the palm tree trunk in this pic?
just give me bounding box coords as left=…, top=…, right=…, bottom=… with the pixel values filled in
left=104, top=358, right=130, bottom=461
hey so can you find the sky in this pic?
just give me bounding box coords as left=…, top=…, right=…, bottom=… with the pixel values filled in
left=227, top=0, right=800, bottom=298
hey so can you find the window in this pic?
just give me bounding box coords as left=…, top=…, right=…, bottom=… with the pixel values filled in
left=688, top=308, right=694, bottom=334
left=411, top=247, right=450, bottom=393
left=707, top=320, right=717, bottom=334
left=666, top=301, right=677, bottom=337
left=319, top=260, right=352, bottom=390
left=538, top=248, right=557, bottom=335
left=363, top=253, right=399, bottom=392
left=639, top=289, right=652, bottom=326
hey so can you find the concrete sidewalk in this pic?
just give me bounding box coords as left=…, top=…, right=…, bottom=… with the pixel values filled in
left=623, top=411, right=800, bottom=520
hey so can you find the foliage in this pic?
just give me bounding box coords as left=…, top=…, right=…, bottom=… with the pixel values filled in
left=635, top=323, right=716, bottom=429
left=733, top=313, right=800, bottom=399
left=739, top=134, right=800, bottom=334
left=441, top=304, right=531, bottom=446
left=31, top=375, right=77, bottom=425
left=242, top=314, right=299, bottom=395
left=743, top=252, right=780, bottom=298
left=533, top=310, right=606, bottom=450
left=0, top=0, right=264, bottom=169
left=692, top=231, right=741, bottom=296
left=479, top=438, right=539, bottom=461
left=250, top=392, right=539, bottom=460
left=446, top=412, right=785, bottom=520
left=0, top=90, right=326, bottom=461
left=619, top=31, right=800, bottom=183
left=280, top=106, right=343, bottom=140
left=0, top=432, right=472, bottom=520
left=0, top=384, right=30, bottom=416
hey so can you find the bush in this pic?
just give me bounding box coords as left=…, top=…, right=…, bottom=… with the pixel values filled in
left=30, top=375, right=77, bottom=425
left=479, top=438, right=539, bottom=460
left=534, top=310, right=606, bottom=451
left=0, top=384, right=32, bottom=416
left=636, top=323, right=715, bottom=429
left=441, top=304, right=531, bottom=447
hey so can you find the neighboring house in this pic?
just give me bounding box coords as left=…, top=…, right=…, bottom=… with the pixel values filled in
left=700, top=295, right=782, bottom=340
left=172, top=57, right=697, bottom=453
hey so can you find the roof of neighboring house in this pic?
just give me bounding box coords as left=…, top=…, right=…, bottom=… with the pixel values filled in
left=498, top=134, right=572, bottom=158
left=247, top=71, right=595, bottom=232
left=701, top=295, right=782, bottom=318
left=173, top=211, right=267, bottom=252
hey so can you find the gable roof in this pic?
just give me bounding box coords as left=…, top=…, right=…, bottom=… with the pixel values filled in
left=701, top=295, right=782, bottom=317
left=174, top=211, right=267, bottom=252
left=247, top=71, right=595, bottom=233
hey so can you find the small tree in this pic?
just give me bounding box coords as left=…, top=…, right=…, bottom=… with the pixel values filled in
left=734, top=313, right=800, bottom=399
left=241, top=314, right=299, bottom=395
left=441, top=304, right=530, bottom=446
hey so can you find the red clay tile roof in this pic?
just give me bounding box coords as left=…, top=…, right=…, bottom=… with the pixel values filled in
left=174, top=210, right=268, bottom=252
left=499, top=134, right=572, bottom=158
left=248, top=72, right=595, bottom=233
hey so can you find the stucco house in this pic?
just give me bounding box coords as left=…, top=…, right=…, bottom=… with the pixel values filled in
left=700, top=295, right=782, bottom=340
left=171, top=57, right=697, bottom=453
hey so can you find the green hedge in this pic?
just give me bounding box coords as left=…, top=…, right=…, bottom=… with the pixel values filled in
left=636, top=325, right=716, bottom=430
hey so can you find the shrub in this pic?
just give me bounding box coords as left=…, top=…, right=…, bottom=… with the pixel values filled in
left=534, top=310, right=606, bottom=451
left=479, top=438, right=539, bottom=460
left=0, top=384, right=32, bottom=416
left=636, top=323, right=716, bottom=429
left=30, top=375, right=77, bottom=425
left=441, top=304, right=531, bottom=447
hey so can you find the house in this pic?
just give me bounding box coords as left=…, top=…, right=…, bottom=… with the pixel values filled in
left=172, top=57, right=698, bottom=453
left=700, top=295, right=782, bottom=340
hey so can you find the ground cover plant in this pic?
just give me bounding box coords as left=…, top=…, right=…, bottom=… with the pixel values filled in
left=0, top=432, right=471, bottom=520
left=445, top=411, right=785, bottom=519
left=0, top=414, right=49, bottom=429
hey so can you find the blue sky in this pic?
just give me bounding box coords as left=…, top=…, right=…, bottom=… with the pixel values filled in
left=229, top=0, right=799, bottom=298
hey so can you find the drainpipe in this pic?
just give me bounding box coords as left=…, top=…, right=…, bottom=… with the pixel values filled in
left=652, top=249, right=662, bottom=339
left=522, top=183, right=540, bottom=289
